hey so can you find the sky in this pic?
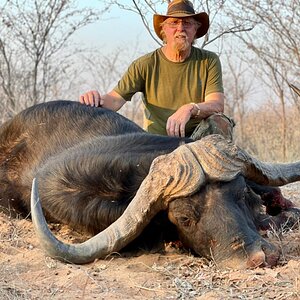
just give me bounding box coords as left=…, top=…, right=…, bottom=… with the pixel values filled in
left=74, top=1, right=160, bottom=57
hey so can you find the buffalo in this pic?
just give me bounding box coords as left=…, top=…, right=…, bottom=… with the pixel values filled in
left=1, top=100, right=300, bottom=269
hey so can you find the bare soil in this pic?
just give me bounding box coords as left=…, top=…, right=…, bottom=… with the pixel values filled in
left=1, top=183, right=300, bottom=300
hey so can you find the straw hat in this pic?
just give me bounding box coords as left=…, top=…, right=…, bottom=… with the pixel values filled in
left=153, top=0, right=209, bottom=40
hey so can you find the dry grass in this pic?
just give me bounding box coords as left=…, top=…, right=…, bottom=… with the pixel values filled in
left=233, top=106, right=300, bottom=162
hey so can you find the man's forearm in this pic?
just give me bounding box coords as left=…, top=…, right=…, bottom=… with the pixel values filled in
left=191, top=92, right=224, bottom=119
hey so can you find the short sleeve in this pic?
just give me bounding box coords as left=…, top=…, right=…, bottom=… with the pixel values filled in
left=205, top=53, right=224, bottom=96
left=113, top=60, right=145, bottom=101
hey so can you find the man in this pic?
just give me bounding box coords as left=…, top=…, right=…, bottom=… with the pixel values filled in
left=80, top=0, right=233, bottom=139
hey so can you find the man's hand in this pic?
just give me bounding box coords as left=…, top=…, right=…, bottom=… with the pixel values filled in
left=79, top=90, right=103, bottom=107
left=166, top=103, right=194, bottom=137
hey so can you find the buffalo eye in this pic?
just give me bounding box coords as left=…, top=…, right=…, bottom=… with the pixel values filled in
left=178, top=216, right=191, bottom=227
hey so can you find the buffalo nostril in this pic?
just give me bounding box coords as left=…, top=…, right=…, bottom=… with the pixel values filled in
left=265, top=253, right=280, bottom=267
left=246, top=250, right=266, bottom=268
left=261, top=243, right=280, bottom=267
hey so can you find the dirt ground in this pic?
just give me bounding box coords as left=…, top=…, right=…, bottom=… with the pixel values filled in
left=1, top=183, right=300, bottom=300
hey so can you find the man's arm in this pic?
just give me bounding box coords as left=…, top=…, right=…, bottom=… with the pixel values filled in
left=166, top=92, right=224, bottom=137
left=79, top=90, right=126, bottom=111
left=192, top=92, right=224, bottom=118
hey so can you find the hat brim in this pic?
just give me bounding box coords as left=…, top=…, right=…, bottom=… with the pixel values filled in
left=153, top=12, right=209, bottom=41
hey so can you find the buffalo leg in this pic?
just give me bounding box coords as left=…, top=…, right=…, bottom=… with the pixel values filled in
left=247, top=181, right=294, bottom=215
left=257, top=208, right=300, bottom=231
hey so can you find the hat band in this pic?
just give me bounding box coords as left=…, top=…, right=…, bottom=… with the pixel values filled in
left=168, top=11, right=194, bottom=16
left=168, top=3, right=195, bottom=15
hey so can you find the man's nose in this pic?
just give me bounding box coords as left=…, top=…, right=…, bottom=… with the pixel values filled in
left=176, top=21, right=185, bottom=29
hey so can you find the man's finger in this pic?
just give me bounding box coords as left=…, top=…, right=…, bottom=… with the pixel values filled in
left=79, top=95, right=84, bottom=104
left=174, top=123, right=180, bottom=137
left=93, top=91, right=101, bottom=107
left=87, top=92, right=95, bottom=106
left=180, top=124, right=185, bottom=137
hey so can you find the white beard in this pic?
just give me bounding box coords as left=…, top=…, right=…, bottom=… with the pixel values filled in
left=173, top=34, right=190, bottom=53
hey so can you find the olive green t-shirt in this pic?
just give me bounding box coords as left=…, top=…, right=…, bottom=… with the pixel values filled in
left=114, top=46, right=224, bottom=136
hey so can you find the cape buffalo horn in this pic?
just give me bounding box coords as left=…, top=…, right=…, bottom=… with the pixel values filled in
left=186, top=134, right=300, bottom=186
left=31, top=148, right=205, bottom=264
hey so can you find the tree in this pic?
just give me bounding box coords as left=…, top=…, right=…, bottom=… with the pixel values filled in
left=0, top=0, right=110, bottom=117
left=225, top=0, right=300, bottom=160
left=222, top=46, right=255, bottom=149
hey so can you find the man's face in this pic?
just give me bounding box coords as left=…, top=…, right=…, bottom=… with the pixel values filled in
left=162, top=17, right=198, bottom=52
